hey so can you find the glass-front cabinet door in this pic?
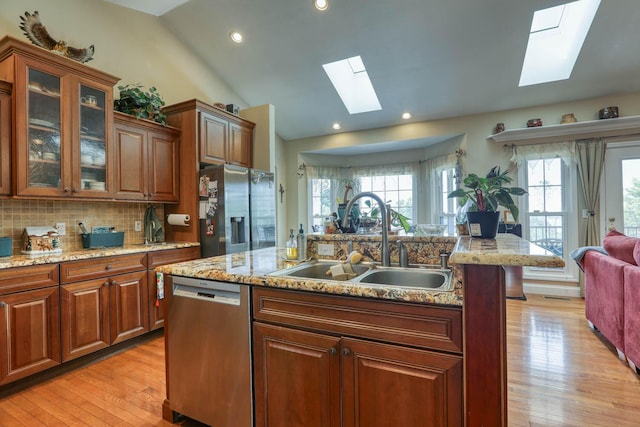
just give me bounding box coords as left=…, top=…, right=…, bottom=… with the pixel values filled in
left=26, top=67, right=63, bottom=194
left=76, top=81, right=110, bottom=196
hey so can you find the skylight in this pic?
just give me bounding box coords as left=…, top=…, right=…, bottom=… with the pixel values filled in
left=322, top=56, right=381, bottom=114
left=519, top=0, right=601, bottom=87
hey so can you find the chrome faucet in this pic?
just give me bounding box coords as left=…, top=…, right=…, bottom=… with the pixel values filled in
left=342, top=192, right=390, bottom=267
left=397, top=240, right=408, bottom=267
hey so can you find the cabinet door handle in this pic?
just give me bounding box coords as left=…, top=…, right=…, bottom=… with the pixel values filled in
left=342, top=348, right=351, bottom=357
left=329, top=347, right=337, bottom=356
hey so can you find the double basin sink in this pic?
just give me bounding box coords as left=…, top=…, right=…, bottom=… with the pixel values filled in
left=268, top=260, right=453, bottom=292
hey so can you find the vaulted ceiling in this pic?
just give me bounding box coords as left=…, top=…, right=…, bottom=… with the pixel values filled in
left=105, top=0, right=640, bottom=141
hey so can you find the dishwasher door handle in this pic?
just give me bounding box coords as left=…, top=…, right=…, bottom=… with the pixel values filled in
left=173, top=284, right=241, bottom=306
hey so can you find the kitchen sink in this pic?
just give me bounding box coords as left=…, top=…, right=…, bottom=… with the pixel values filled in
left=351, top=267, right=453, bottom=291
left=268, top=260, right=371, bottom=280
left=268, top=261, right=453, bottom=291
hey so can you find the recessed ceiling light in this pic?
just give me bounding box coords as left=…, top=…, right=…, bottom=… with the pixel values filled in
left=314, top=0, right=328, bottom=11
left=402, top=112, right=411, bottom=120
left=229, top=31, right=243, bottom=43
left=519, top=0, right=601, bottom=86
left=332, top=123, right=341, bottom=130
left=322, top=55, right=382, bottom=114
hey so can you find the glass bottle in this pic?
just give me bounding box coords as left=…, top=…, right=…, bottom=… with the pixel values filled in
left=286, top=228, right=298, bottom=260
left=297, top=224, right=306, bottom=261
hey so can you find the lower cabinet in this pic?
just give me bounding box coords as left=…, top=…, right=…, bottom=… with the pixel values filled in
left=252, top=288, right=463, bottom=427
left=0, top=269, right=61, bottom=386
left=60, top=254, right=148, bottom=362
left=147, top=247, right=200, bottom=330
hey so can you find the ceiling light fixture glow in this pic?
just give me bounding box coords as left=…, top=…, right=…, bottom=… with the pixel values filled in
left=229, top=31, right=243, bottom=43
left=332, top=123, right=341, bottom=130
left=314, top=0, right=328, bottom=11
left=402, top=112, right=411, bottom=120
left=322, top=55, right=382, bottom=114
left=519, top=0, right=601, bottom=87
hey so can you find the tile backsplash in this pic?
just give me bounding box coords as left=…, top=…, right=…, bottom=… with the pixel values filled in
left=0, top=199, right=164, bottom=254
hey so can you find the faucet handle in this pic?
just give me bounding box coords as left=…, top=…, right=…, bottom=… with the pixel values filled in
left=397, top=240, right=409, bottom=268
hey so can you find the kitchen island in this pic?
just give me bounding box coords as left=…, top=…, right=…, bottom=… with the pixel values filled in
left=159, top=234, right=563, bottom=427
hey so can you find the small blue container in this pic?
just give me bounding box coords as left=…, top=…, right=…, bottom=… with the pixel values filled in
left=0, top=237, right=13, bottom=257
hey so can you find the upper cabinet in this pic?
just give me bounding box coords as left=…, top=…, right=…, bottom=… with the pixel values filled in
left=0, top=36, right=119, bottom=199
left=166, top=99, right=255, bottom=168
left=113, top=112, right=180, bottom=202
left=0, top=81, right=11, bottom=196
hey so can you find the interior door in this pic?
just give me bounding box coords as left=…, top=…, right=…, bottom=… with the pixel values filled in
left=602, top=142, right=640, bottom=236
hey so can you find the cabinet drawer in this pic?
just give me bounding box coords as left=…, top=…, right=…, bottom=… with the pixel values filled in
left=61, top=253, right=147, bottom=284
left=147, top=246, right=200, bottom=269
left=253, top=288, right=462, bottom=354
left=0, top=264, right=59, bottom=295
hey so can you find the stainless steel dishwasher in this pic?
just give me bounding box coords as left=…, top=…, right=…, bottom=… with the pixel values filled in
left=167, top=276, right=252, bottom=427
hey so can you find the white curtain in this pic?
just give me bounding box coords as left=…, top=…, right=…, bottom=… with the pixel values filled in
left=423, top=152, right=459, bottom=224
left=509, top=141, right=576, bottom=166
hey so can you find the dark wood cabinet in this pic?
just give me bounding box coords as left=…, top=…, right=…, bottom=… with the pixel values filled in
left=0, top=81, right=11, bottom=196
left=60, top=254, right=148, bottom=361
left=147, top=246, right=200, bottom=330
left=0, top=264, right=61, bottom=386
left=252, top=288, right=463, bottom=427
left=199, top=111, right=227, bottom=164
left=113, top=112, right=180, bottom=202
left=193, top=105, right=253, bottom=167
left=0, top=36, right=118, bottom=199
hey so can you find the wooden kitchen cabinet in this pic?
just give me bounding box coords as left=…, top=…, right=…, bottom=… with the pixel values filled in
left=163, top=99, right=255, bottom=243
left=0, top=264, right=61, bottom=386
left=60, top=253, right=148, bottom=361
left=0, top=36, right=118, bottom=199
left=113, top=112, right=180, bottom=202
left=147, top=246, right=200, bottom=330
left=252, top=288, right=463, bottom=427
left=0, top=80, right=11, bottom=196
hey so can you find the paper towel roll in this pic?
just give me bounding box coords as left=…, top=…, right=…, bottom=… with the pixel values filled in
left=167, top=214, right=190, bottom=226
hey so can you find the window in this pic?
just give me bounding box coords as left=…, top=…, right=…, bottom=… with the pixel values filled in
left=357, top=174, right=414, bottom=221
left=440, top=167, right=457, bottom=234
left=521, top=157, right=578, bottom=280
left=309, top=178, right=334, bottom=230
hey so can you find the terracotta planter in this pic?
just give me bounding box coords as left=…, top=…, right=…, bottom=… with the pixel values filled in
left=467, top=211, right=500, bottom=239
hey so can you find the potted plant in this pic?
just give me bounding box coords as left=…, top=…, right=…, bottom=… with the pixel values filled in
left=448, top=166, right=526, bottom=238
left=113, top=84, right=167, bottom=126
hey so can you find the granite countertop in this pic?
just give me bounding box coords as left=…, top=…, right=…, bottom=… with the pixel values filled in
left=159, top=246, right=464, bottom=306
left=0, top=242, right=200, bottom=269
left=450, top=234, right=565, bottom=267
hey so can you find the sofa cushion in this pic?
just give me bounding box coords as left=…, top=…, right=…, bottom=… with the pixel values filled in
left=603, top=230, right=638, bottom=265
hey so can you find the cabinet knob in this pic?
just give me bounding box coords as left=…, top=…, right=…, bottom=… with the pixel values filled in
left=104, top=280, right=110, bottom=287
left=111, top=280, right=117, bottom=286
left=0, top=302, right=5, bottom=307
left=105, top=264, right=112, bottom=270
left=72, top=187, right=79, bottom=193
left=342, top=348, right=351, bottom=357
left=329, top=347, right=337, bottom=356
left=64, top=187, right=71, bottom=193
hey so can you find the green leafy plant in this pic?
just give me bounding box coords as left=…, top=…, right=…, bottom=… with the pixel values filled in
left=113, top=84, right=166, bottom=126
left=447, top=166, right=527, bottom=221
left=364, top=200, right=412, bottom=233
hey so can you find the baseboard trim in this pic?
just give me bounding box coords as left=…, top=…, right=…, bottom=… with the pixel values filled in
left=523, top=282, right=582, bottom=298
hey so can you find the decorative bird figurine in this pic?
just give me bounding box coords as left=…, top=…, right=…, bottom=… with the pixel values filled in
left=19, top=11, right=94, bottom=63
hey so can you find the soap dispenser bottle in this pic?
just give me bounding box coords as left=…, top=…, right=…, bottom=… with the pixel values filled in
left=286, top=229, right=298, bottom=260
left=297, top=224, right=306, bottom=261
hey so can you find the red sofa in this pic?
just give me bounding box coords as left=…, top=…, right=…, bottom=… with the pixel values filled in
left=581, top=230, right=640, bottom=374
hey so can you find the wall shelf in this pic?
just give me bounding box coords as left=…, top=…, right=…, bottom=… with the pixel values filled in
left=486, top=115, right=640, bottom=145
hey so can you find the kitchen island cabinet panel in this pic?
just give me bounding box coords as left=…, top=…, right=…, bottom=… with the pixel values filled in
left=0, top=285, right=61, bottom=385
left=253, top=322, right=341, bottom=427
left=341, top=337, right=462, bottom=427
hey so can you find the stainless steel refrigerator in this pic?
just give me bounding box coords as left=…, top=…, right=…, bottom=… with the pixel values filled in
left=249, top=169, right=276, bottom=250
left=199, top=165, right=276, bottom=257
left=199, top=164, right=250, bottom=257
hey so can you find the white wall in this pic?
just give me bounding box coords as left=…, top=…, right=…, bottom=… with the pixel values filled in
left=0, top=0, right=246, bottom=107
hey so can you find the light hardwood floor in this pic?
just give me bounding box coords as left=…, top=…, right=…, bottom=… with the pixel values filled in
left=0, top=294, right=638, bottom=426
